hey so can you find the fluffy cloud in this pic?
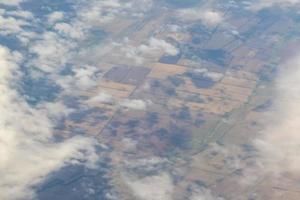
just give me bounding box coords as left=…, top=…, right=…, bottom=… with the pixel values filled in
left=123, top=172, right=174, bottom=200
left=72, top=65, right=99, bottom=89
left=86, top=91, right=114, bottom=104
left=75, top=0, right=153, bottom=26
left=116, top=37, right=179, bottom=64
left=77, top=0, right=122, bottom=25
left=119, top=99, right=150, bottom=110
left=48, top=11, right=64, bottom=25
left=0, top=46, right=98, bottom=200
left=255, top=55, right=300, bottom=175
left=29, top=31, right=75, bottom=73
left=0, top=5, right=37, bottom=45
left=141, top=37, right=179, bottom=56
left=193, top=68, right=224, bottom=82
left=0, top=15, right=28, bottom=35
left=178, top=9, right=223, bottom=27
left=54, top=22, right=85, bottom=39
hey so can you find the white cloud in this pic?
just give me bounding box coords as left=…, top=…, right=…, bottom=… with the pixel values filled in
left=48, top=11, right=64, bottom=25
left=249, top=0, right=300, bottom=10
left=72, top=65, right=99, bottom=89
left=119, top=99, right=149, bottom=110
left=123, top=172, right=174, bottom=200
left=0, top=46, right=98, bottom=200
left=116, top=37, right=179, bottom=64
left=0, top=0, right=24, bottom=6
left=37, top=101, right=74, bottom=119
left=29, top=31, right=75, bottom=73
left=6, top=10, right=33, bottom=19
left=178, top=9, right=223, bottom=27
left=255, top=54, right=300, bottom=176
left=55, top=65, right=100, bottom=93
left=0, top=6, right=36, bottom=45
left=142, top=37, right=179, bottom=56
left=86, top=93, right=151, bottom=111
left=87, top=92, right=114, bottom=104
left=54, top=22, right=85, bottom=39
left=78, top=0, right=122, bottom=24
left=193, top=68, right=224, bottom=82
left=75, top=0, right=153, bottom=28
left=0, top=15, right=28, bottom=35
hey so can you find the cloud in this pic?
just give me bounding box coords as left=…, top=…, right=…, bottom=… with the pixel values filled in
left=0, top=0, right=23, bottom=6
left=55, top=65, right=100, bottom=94
left=115, top=37, right=179, bottom=64
left=249, top=0, right=300, bottom=10
left=75, top=0, right=153, bottom=27
left=86, top=92, right=150, bottom=111
left=48, top=11, right=64, bottom=25
left=5, top=10, right=33, bottom=19
left=178, top=8, right=223, bottom=27
left=119, top=99, right=150, bottom=110
left=143, top=37, right=179, bottom=56
left=0, top=6, right=37, bottom=45
left=121, top=154, right=172, bottom=200
left=86, top=91, right=114, bottom=104
left=189, top=186, right=224, bottom=200
left=54, top=22, right=85, bottom=39
left=77, top=0, right=122, bottom=25
left=72, top=65, right=99, bottom=89
left=0, top=15, right=28, bottom=35
left=0, top=46, right=98, bottom=200
left=254, top=54, right=300, bottom=176
left=123, top=172, right=174, bottom=200
left=37, top=101, right=74, bottom=120
left=193, top=68, right=224, bottom=82
left=29, top=31, right=75, bottom=73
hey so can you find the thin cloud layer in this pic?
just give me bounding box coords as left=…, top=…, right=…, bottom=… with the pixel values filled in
left=189, top=187, right=224, bottom=200
left=249, top=0, right=300, bottom=10
left=0, top=0, right=24, bottom=6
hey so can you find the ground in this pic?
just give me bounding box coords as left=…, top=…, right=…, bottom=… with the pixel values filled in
left=2, top=0, right=300, bottom=200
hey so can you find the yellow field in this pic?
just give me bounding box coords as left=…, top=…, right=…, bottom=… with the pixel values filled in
left=148, top=62, right=188, bottom=79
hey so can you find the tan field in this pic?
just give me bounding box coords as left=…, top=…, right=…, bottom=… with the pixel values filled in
left=148, top=62, right=188, bottom=79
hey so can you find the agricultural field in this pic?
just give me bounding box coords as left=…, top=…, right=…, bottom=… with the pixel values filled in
left=2, top=0, right=300, bottom=200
